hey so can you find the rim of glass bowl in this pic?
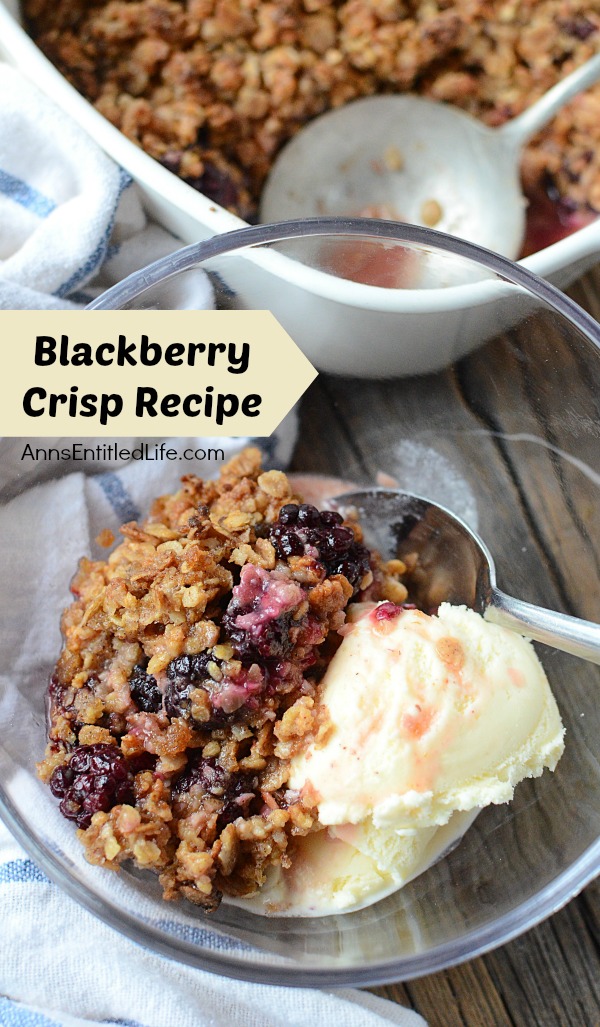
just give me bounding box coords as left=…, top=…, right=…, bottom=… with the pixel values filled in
left=3, top=216, right=600, bottom=986
left=2, top=786, right=600, bottom=987
left=88, top=216, right=600, bottom=338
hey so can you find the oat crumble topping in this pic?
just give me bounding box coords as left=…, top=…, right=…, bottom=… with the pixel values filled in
left=23, top=1, right=600, bottom=234
left=39, top=448, right=407, bottom=910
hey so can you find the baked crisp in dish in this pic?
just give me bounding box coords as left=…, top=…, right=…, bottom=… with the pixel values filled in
left=38, top=448, right=407, bottom=910
left=23, top=0, right=600, bottom=241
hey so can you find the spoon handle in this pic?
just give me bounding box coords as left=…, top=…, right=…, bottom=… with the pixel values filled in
left=486, top=588, right=600, bottom=665
left=500, top=52, right=600, bottom=150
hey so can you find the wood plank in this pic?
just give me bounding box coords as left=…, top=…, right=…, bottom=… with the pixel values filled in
left=384, top=957, right=515, bottom=1027
left=454, top=316, right=600, bottom=622
left=371, top=885, right=600, bottom=1027
left=481, top=892, right=600, bottom=1027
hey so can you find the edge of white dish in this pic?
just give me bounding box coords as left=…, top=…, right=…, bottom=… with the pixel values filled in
left=2, top=0, right=600, bottom=288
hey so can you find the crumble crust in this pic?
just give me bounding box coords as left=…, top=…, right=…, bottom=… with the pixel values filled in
left=38, top=447, right=407, bottom=910
left=24, top=0, right=600, bottom=227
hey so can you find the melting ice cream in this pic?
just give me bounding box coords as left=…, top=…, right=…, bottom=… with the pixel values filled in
left=236, top=601, right=564, bottom=915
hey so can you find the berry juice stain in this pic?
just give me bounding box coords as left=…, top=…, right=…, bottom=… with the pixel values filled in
left=333, top=171, right=598, bottom=276
left=316, top=239, right=419, bottom=288
left=520, top=180, right=597, bottom=258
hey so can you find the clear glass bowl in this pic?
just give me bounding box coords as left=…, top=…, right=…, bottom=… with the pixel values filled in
left=2, top=219, right=600, bottom=986
left=87, top=217, right=560, bottom=376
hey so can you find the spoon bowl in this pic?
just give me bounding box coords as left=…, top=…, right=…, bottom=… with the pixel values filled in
left=332, top=488, right=600, bottom=665
left=262, top=54, right=600, bottom=259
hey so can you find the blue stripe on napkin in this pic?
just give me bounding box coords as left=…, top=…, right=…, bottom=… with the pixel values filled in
left=0, top=998, right=145, bottom=1027
left=0, top=855, right=247, bottom=954
left=96, top=474, right=140, bottom=524
left=100, top=1020, right=144, bottom=1027
left=0, top=859, right=48, bottom=884
left=152, top=918, right=250, bottom=952
left=55, top=168, right=133, bottom=299
left=0, top=170, right=56, bottom=219
left=0, top=996, right=61, bottom=1027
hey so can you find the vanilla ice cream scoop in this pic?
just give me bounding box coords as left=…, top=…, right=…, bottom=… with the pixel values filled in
left=230, top=602, right=564, bottom=916
left=231, top=806, right=479, bottom=917
left=290, top=603, right=564, bottom=833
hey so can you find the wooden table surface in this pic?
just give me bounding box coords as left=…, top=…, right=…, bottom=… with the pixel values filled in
left=290, top=265, right=600, bottom=1027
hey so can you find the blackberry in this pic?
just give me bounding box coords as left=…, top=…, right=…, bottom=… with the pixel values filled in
left=172, top=754, right=229, bottom=797
left=221, top=606, right=296, bottom=663
left=165, top=651, right=268, bottom=725
left=49, top=743, right=133, bottom=829
left=164, top=653, right=226, bottom=723
left=129, top=664, right=162, bottom=713
left=269, top=504, right=371, bottom=592
left=173, top=754, right=259, bottom=830
left=558, top=15, right=596, bottom=40
left=162, top=155, right=253, bottom=219
left=127, top=751, right=157, bottom=775
left=193, top=160, right=242, bottom=211
left=221, top=565, right=305, bottom=664
left=46, top=674, right=101, bottom=733
left=217, top=775, right=259, bottom=831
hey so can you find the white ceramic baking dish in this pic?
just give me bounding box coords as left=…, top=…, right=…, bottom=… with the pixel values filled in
left=2, top=0, right=600, bottom=376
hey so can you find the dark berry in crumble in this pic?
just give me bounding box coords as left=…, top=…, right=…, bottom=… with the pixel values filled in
left=49, top=743, right=134, bottom=829
left=160, top=154, right=254, bottom=219
left=222, top=607, right=298, bottom=663
left=165, top=653, right=219, bottom=718
left=165, top=650, right=268, bottom=723
left=129, top=664, right=162, bottom=713
left=269, top=504, right=371, bottom=592
left=172, top=754, right=229, bottom=797
left=173, top=754, right=260, bottom=830
left=557, top=15, right=597, bottom=40
left=222, top=565, right=305, bottom=664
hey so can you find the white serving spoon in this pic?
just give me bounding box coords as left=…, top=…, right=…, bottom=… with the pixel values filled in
left=260, top=54, right=600, bottom=259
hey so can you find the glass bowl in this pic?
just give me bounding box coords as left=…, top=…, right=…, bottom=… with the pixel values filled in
left=87, top=217, right=580, bottom=376
left=1, top=219, right=600, bottom=987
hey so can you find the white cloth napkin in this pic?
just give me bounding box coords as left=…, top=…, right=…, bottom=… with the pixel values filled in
left=0, top=434, right=426, bottom=1027
left=0, top=821, right=426, bottom=1027
left=0, top=63, right=212, bottom=309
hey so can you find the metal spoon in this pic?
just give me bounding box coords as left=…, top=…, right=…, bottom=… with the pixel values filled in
left=332, top=488, right=600, bottom=665
left=261, top=54, right=600, bottom=260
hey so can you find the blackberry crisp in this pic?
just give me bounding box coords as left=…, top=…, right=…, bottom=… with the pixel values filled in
left=38, top=447, right=407, bottom=911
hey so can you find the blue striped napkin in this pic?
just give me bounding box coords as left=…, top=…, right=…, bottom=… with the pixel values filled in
left=0, top=430, right=427, bottom=1027
left=0, top=63, right=211, bottom=310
